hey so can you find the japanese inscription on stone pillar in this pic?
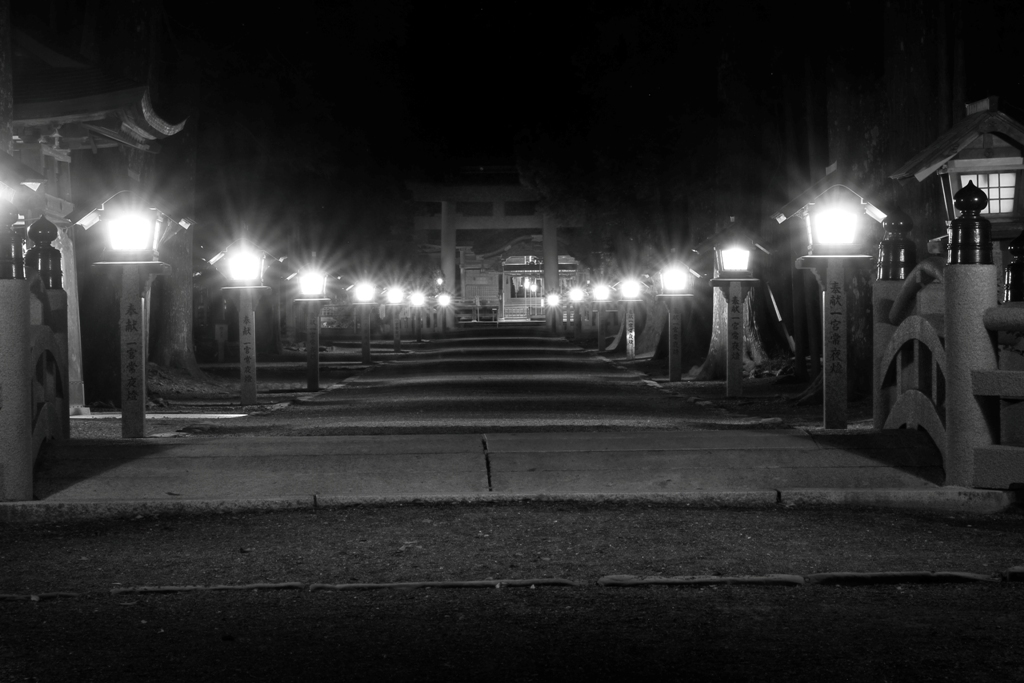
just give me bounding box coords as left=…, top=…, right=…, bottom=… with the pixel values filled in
left=725, top=282, right=745, bottom=396
left=239, top=289, right=258, bottom=405
left=823, top=261, right=847, bottom=429
left=119, top=265, right=146, bottom=437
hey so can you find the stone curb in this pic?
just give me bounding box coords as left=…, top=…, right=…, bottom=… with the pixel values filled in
left=312, top=491, right=780, bottom=509
left=803, top=571, right=998, bottom=585
left=0, top=497, right=313, bottom=523
left=779, top=488, right=1022, bottom=514
left=309, top=578, right=580, bottom=591
left=599, top=574, right=806, bottom=587
left=2, top=487, right=1021, bottom=523
left=1, top=570, right=1016, bottom=602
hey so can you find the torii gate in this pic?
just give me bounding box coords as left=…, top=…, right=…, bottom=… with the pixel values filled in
left=409, top=176, right=577, bottom=328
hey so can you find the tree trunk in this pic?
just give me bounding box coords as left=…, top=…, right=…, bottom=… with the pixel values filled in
left=150, top=226, right=200, bottom=374
left=692, top=285, right=767, bottom=380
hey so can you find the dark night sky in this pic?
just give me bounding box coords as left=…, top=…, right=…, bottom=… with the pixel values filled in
left=166, top=1, right=727, bottom=168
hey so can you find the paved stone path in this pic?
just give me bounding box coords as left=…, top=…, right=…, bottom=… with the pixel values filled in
left=34, top=329, right=948, bottom=503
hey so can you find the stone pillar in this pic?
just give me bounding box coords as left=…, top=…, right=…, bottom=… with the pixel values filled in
left=120, top=265, right=147, bottom=437
left=543, top=214, right=558, bottom=332
left=57, top=227, right=87, bottom=413
left=726, top=282, right=745, bottom=396
left=0, top=277, right=31, bottom=500
left=822, top=259, right=849, bottom=429
left=945, top=265, right=997, bottom=485
left=306, top=302, right=320, bottom=391
left=360, top=305, right=371, bottom=363
left=945, top=181, right=998, bottom=486
left=441, top=201, right=456, bottom=328
left=664, top=297, right=685, bottom=382
left=238, top=287, right=257, bottom=406
left=391, top=306, right=401, bottom=352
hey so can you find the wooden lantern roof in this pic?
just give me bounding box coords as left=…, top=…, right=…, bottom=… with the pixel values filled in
left=890, top=97, right=1024, bottom=184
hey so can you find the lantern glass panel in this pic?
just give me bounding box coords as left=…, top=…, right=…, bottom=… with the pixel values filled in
left=569, top=287, right=584, bottom=302
left=437, top=293, right=451, bottom=307
left=660, top=267, right=689, bottom=293
left=107, top=213, right=153, bottom=252
left=386, top=288, right=404, bottom=304
left=720, top=247, right=751, bottom=273
left=812, top=208, right=859, bottom=245
left=593, top=284, right=611, bottom=301
left=298, top=272, right=326, bottom=297
left=354, top=282, right=375, bottom=302
left=227, top=250, right=262, bottom=283
left=960, top=172, right=1018, bottom=214
left=546, top=293, right=561, bottom=307
left=620, top=279, right=641, bottom=299
left=410, top=291, right=426, bottom=306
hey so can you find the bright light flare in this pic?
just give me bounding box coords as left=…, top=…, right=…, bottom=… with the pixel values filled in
left=546, top=293, right=561, bottom=307
left=298, top=272, right=326, bottom=297
left=813, top=207, right=859, bottom=245
left=386, top=287, right=405, bottom=304
left=410, top=291, right=426, bottom=306
left=227, top=250, right=262, bottom=283
left=569, top=287, right=584, bottom=303
left=620, top=279, right=642, bottom=300
left=660, top=266, right=690, bottom=293
left=437, top=293, right=452, bottom=307
left=107, top=213, right=153, bottom=252
left=593, top=284, right=611, bottom=302
left=354, top=282, right=376, bottom=302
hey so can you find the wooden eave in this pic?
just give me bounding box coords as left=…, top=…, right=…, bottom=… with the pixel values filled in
left=12, top=28, right=186, bottom=147
left=889, top=110, right=1024, bottom=183
left=770, top=172, right=886, bottom=225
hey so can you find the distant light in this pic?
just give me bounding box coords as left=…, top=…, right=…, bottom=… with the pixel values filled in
left=107, top=213, right=154, bottom=252
left=546, top=293, right=561, bottom=307
left=410, top=291, right=426, bottom=306
left=386, top=287, right=405, bottom=304
left=298, top=272, right=326, bottom=297
left=620, top=279, right=642, bottom=300
left=593, top=284, right=611, bottom=302
left=227, top=249, right=262, bottom=283
left=569, top=287, right=584, bottom=303
left=436, top=277, right=444, bottom=286
left=528, top=281, right=537, bottom=292
left=354, top=282, right=376, bottom=302
left=437, top=293, right=452, bottom=307
left=660, top=266, right=690, bottom=294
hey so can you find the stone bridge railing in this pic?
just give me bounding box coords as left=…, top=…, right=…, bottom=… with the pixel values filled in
left=0, top=218, right=69, bottom=501
left=874, top=201, right=1024, bottom=489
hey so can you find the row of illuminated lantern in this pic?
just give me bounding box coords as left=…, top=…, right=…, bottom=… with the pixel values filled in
left=96, top=193, right=879, bottom=292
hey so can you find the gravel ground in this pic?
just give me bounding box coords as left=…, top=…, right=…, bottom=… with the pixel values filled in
left=2, top=502, right=1023, bottom=682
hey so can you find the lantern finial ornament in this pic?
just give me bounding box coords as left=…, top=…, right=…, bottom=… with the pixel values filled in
left=948, top=181, right=993, bottom=265
left=876, top=208, right=916, bottom=281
